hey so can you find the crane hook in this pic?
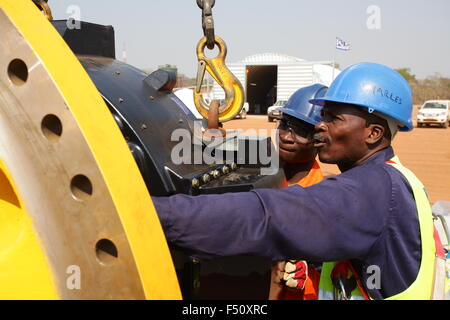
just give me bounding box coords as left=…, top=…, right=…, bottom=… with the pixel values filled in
left=194, top=36, right=244, bottom=123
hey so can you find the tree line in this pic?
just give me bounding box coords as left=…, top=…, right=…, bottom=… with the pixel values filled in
left=395, top=68, right=450, bottom=105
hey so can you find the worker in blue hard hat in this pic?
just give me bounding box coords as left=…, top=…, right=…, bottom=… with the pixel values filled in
left=270, top=84, right=327, bottom=300
left=277, top=83, right=327, bottom=187
left=153, top=62, right=444, bottom=300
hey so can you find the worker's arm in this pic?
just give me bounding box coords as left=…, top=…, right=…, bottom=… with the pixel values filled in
left=153, top=166, right=391, bottom=262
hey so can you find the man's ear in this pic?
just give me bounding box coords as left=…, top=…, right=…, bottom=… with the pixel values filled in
left=366, top=124, right=385, bottom=145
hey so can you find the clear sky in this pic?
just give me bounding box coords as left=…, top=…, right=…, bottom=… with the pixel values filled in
left=49, top=0, right=450, bottom=79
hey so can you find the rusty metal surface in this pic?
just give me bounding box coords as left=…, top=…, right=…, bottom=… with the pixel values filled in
left=0, top=8, right=145, bottom=299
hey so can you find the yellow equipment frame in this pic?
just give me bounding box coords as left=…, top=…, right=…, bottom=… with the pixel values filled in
left=0, top=0, right=181, bottom=299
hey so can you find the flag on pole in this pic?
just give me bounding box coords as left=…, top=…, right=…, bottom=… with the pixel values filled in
left=336, top=37, right=350, bottom=51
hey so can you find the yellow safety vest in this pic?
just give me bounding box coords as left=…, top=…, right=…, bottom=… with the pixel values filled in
left=318, top=156, right=436, bottom=300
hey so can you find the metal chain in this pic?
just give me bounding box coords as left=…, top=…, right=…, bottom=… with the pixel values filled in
left=197, top=0, right=216, bottom=50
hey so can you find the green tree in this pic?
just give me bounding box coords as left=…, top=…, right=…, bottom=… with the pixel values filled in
left=395, top=68, right=416, bottom=82
left=410, top=74, right=450, bottom=105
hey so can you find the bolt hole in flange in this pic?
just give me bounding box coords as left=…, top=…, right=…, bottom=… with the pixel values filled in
left=41, top=114, right=63, bottom=141
left=7, top=59, right=28, bottom=86
left=95, top=239, right=118, bottom=264
left=70, top=175, right=93, bottom=201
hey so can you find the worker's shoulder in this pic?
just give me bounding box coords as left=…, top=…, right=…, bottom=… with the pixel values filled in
left=326, top=159, right=413, bottom=197
left=379, top=161, right=416, bottom=194
left=346, top=159, right=415, bottom=199
left=333, top=160, right=393, bottom=185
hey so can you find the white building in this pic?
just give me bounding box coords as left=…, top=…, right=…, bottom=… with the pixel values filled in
left=212, top=53, right=340, bottom=114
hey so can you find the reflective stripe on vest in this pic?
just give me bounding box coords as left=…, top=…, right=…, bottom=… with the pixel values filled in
left=318, top=156, right=436, bottom=300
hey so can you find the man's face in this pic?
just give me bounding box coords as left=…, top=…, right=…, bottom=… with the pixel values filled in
left=277, top=115, right=317, bottom=163
left=313, top=103, right=370, bottom=166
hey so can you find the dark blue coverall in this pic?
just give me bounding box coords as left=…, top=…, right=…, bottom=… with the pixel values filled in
left=153, top=147, right=422, bottom=299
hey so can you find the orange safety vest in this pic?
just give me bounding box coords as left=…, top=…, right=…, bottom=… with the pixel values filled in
left=269, top=160, right=324, bottom=300
left=279, top=160, right=324, bottom=188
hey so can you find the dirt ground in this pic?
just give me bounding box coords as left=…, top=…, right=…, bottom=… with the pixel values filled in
left=223, top=110, right=450, bottom=205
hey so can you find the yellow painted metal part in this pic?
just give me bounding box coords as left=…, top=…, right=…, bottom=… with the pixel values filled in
left=194, top=36, right=245, bottom=122
left=0, top=160, right=59, bottom=299
left=0, top=0, right=181, bottom=299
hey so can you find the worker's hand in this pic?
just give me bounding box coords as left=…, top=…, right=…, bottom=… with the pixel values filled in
left=273, top=261, right=286, bottom=284
left=204, top=99, right=226, bottom=139
left=282, top=260, right=308, bottom=290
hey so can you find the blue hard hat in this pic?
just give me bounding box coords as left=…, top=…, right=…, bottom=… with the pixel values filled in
left=281, top=83, right=328, bottom=126
left=309, top=62, right=413, bottom=131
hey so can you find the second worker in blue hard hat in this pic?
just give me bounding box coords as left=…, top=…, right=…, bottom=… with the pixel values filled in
left=277, top=83, right=327, bottom=187
left=270, top=84, right=327, bottom=300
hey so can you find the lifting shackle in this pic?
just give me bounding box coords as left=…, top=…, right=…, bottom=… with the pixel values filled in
left=32, top=0, right=53, bottom=20
left=194, top=36, right=244, bottom=122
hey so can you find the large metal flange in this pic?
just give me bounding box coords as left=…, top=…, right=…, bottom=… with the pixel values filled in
left=0, top=0, right=181, bottom=299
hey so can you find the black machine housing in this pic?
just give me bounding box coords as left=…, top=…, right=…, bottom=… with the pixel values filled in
left=53, top=20, right=283, bottom=299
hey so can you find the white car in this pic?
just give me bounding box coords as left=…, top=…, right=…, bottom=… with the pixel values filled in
left=267, top=100, right=287, bottom=122
left=417, top=100, right=450, bottom=128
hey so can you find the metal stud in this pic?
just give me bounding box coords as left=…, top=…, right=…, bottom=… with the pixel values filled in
left=202, top=174, right=211, bottom=184
left=222, top=166, right=230, bottom=174
left=192, top=178, right=200, bottom=188
left=212, top=170, right=220, bottom=179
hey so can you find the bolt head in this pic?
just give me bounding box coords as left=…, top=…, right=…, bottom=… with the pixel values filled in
left=212, top=170, right=220, bottom=179
left=192, top=178, right=200, bottom=188
left=202, top=174, right=211, bottom=183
